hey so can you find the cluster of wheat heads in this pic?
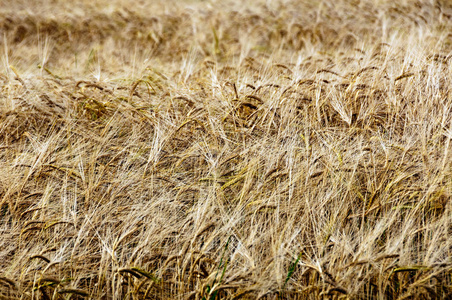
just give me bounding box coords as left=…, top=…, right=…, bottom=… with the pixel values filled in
left=1, top=0, right=452, bottom=299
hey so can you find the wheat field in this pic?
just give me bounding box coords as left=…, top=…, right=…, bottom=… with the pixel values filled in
left=1, top=0, right=452, bottom=299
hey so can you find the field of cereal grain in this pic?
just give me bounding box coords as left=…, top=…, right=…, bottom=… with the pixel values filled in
left=1, top=0, right=452, bottom=298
